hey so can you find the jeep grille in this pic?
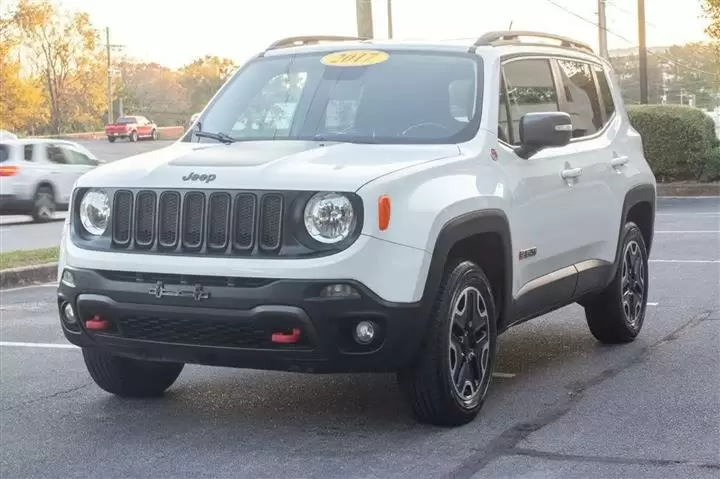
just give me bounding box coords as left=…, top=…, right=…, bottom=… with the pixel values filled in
left=111, top=189, right=283, bottom=254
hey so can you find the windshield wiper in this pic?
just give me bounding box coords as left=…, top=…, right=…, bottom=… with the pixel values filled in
left=312, top=133, right=377, bottom=144
left=194, top=130, right=237, bottom=144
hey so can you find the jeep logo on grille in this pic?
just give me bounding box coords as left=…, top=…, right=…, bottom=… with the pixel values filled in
left=182, top=172, right=217, bottom=183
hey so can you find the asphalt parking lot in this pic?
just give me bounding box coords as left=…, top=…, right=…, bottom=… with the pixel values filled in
left=0, top=140, right=172, bottom=253
left=0, top=197, right=718, bottom=478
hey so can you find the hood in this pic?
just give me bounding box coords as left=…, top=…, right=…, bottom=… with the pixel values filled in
left=76, top=140, right=460, bottom=191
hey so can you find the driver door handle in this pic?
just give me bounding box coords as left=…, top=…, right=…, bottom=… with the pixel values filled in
left=561, top=167, right=583, bottom=179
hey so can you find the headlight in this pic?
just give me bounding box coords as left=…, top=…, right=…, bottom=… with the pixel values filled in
left=79, top=189, right=110, bottom=236
left=303, top=192, right=355, bottom=244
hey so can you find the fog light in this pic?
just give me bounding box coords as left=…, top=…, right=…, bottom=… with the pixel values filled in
left=62, top=302, right=77, bottom=324
left=61, top=269, right=75, bottom=287
left=354, top=320, right=376, bottom=345
left=320, top=283, right=360, bottom=298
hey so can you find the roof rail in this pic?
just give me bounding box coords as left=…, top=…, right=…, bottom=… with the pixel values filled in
left=266, top=35, right=368, bottom=51
left=470, top=30, right=593, bottom=54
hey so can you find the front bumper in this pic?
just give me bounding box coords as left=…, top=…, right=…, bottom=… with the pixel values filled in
left=57, top=268, right=428, bottom=373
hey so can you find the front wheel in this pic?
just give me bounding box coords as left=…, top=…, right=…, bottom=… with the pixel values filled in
left=82, top=348, right=184, bottom=397
left=584, top=222, right=649, bottom=344
left=31, top=186, right=56, bottom=222
left=398, top=260, right=497, bottom=427
left=150, top=129, right=158, bottom=141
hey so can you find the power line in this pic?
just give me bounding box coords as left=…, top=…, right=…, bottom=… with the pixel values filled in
left=543, top=0, right=718, bottom=78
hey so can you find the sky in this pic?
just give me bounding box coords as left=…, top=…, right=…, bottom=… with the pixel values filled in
left=52, top=0, right=711, bottom=69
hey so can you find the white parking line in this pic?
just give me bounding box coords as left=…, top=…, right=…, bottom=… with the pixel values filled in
left=0, top=341, right=78, bottom=349
left=650, top=259, right=720, bottom=264
left=0, top=341, right=518, bottom=377
left=0, top=283, right=57, bottom=293
left=656, top=212, right=720, bottom=216
left=647, top=302, right=659, bottom=306
left=654, top=231, right=720, bottom=234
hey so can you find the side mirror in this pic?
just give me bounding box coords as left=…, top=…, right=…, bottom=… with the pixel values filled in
left=515, top=112, right=573, bottom=159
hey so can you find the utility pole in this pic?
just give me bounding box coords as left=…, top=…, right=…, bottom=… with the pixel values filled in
left=387, top=0, right=393, bottom=39
left=638, top=0, right=649, bottom=104
left=106, top=27, right=113, bottom=124
left=356, top=0, right=374, bottom=38
left=597, top=0, right=609, bottom=59
left=104, top=27, right=125, bottom=123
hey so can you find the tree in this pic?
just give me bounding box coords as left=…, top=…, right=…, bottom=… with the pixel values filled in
left=14, top=0, right=106, bottom=133
left=117, top=61, right=189, bottom=126
left=0, top=43, right=48, bottom=133
left=611, top=43, right=720, bottom=110
left=179, top=55, right=236, bottom=114
left=663, top=42, right=720, bottom=109
left=702, top=0, right=720, bottom=40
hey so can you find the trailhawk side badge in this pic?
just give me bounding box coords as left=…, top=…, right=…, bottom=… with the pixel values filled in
left=519, top=247, right=537, bottom=260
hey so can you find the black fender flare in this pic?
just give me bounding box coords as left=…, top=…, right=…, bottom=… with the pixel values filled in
left=419, top=209, right=513, bottom=324
left=606, top=183, right=656, bottom=283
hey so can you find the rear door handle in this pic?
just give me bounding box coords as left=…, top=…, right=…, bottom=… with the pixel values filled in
left=611, top=156, right=629, bottom=169
left=561, top=167, right=583, bottom=179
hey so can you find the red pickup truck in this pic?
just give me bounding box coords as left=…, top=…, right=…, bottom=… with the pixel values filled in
left=105, top=115, right=158, bottom=143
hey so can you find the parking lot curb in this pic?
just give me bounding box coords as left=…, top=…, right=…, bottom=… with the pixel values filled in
left=657, top=182, right=720, bottom=197
left=0, top=263, right=57, bottom=290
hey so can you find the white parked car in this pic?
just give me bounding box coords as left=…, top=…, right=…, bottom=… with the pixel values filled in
left=0, top=139, right=102, bottom=222
left=57, top=32, right=656, bottom=426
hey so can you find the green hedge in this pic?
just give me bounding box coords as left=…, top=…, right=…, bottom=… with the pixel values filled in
left=627, top=105, right=719, bottom=182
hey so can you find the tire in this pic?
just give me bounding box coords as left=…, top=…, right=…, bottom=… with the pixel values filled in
left=82, top=348, right=184, bottom=398
left=107, top=136, right=116, bottom=143
left=31, top=186, right=56, bottom=222
left=584, top=222, right=649, bottom=344
left=129, top=130, right=138, bottom=142
left=150, top=129, right=158, bottom=141
left=398, top=260, right=498, bottom=427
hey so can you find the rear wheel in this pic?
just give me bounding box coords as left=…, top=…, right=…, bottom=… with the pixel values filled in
left=584, top=222, right=649, bottom=344
left=107, top=136, right=116, bottom=143
left=398, top=260, right=497, bottom=427
left=82, top=348, right=184, bottom=398
left=129, top=130, right=138, bottom=142
left=31, top=186, right=55, bottom=222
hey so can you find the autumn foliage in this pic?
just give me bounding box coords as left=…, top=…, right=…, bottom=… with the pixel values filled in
left=0, top=0, right=237, bottom=136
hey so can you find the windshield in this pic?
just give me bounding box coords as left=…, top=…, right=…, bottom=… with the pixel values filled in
left=116, top=117, right=136, bottom=124
left=186, top=50, right=482, bottom=144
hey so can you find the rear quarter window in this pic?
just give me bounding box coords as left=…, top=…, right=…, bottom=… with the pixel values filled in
left=0, top=144, right=12, bottom=163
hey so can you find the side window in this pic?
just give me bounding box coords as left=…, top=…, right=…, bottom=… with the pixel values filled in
left=0, top=144, right=10, bottom=162
left=556, top=60, right=603, bottom=137
left=593, top=64, right=615, bottom=120
left=46, top=145, right=69, bottom=164
left=498, top=75, right=511, bottom=143
left=65, top=148, right=98, bottom=165
left=24, top=145, right=34, bottom=161
left=502, top=59, right=559, bottom=145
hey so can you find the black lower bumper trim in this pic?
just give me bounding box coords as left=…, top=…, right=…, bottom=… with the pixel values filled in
left=57, top=268, right=428, bottom=373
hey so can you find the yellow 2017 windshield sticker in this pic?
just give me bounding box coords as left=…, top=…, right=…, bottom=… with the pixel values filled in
left=321, top=50, right=389, bottom=67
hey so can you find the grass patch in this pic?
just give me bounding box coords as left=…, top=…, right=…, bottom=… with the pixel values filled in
left=0, top=247, right=59, bottom=270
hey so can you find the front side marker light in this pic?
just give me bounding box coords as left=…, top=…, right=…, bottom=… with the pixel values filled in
left=378, top=195, right=391, bottom=231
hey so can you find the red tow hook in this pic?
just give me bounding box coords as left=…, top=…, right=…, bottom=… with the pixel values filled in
left=271, top=328, right=301, bottom=344
left=85, top=315, right=109, bottom=331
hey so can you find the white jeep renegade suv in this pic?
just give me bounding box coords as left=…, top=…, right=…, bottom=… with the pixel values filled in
left=57, top=32, right=656, bottom=426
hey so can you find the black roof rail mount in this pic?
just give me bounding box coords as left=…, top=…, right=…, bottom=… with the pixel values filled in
left=266, top=35, right=369, bottom=51
left=469, top=30, right=593, bottom=54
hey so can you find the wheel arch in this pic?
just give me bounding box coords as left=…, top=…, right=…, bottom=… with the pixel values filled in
left=607, top=183, right=656, bottom=283
left=35, top=180, right=56, bottom=201
left=420, top=209, right=513, bottom=326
